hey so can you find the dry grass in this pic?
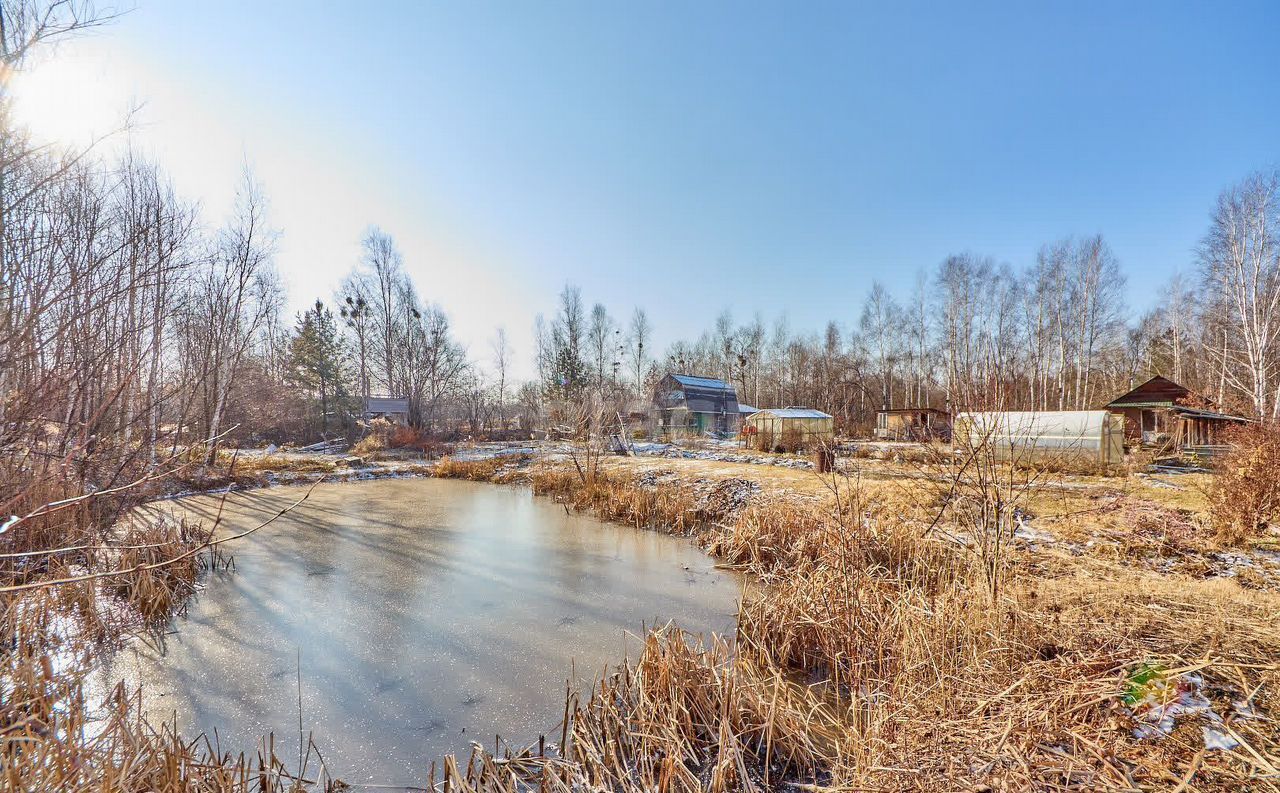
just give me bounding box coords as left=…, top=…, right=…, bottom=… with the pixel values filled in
left=434, top=454, right=529, bottom=482
left=0, top=448, right=336, bottom=792
left=6, top=450, right=1278, bottom=791
left=431, top=456, right=1280, bottom=792
left=162, top=451, right=338, bottom=494
left=351, top=433, right=386, bottom=456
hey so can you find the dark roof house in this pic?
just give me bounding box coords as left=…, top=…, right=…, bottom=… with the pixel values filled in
left=364, top=396, right=411, bottom=424
left=1103, top=375, right=1247, bottom=455
left=652, top=374, right=741, bottom=437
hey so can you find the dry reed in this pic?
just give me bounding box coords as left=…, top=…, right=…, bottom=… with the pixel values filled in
left=5, top=453, right=1277, bottom=791
left=432, top=457, right=1280, bottom=792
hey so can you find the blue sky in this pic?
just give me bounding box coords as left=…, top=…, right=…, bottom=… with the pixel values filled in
left=17, top=1, right=1280, bottom=377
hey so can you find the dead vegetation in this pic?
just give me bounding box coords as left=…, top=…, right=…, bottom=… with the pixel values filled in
left=4, top=447, right=1278, bottom=791
left=434, top=455, right=519, bottom=481
left=428, top=455, right=1280, bottom=792
left=0, top=435, right=328, bottom=792
left=1208, top=421, right=1280, bottom=545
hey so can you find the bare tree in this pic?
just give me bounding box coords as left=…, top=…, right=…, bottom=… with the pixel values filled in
left=360, top=227, right=405, bottom=396
left=180, top=168, right=280, bottom=462
left=546, top=284, right=588, bottom=404
left=860, top=281, right=901, bottom=410
left=1155, top=271, right=1196, bottom=385
left=339, top=278, right=373, bottom=401
left=1199, top=169, right=1280, bottom=418
left=1070, top=235, right=1125, bottom=409
left=490, top=326, right=510, bottom=430
left=586, top=302, right=616, bottom=399
left=0, top=1, right=118, bottom=68
left=627, top=306, right=651, bottom=396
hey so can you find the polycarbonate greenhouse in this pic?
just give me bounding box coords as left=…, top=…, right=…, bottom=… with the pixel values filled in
left=744, top=408, right=835, bottom=453
left=952, top=410, right=1125, bottom=465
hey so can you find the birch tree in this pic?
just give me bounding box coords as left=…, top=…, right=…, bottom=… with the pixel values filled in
left=627, top=307, right=651, bottom=396
left=860, top=281, right=901, bottom=410
left=491, top=326, right=510, bottom=430
left=1199, top=169, right=1280, bottom=418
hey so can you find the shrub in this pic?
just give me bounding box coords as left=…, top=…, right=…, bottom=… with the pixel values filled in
left=389, top=424, right=419, bottom=448
left=351, top=433, right=387, bottom=456
left=352, top=417, right=396, bottom=455
left=1208, top=421, right=1280, bottom=544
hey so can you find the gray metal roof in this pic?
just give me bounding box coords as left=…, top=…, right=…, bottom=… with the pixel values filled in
left=671, top=374, right=732, bottom=390
left=365, top=397, right=409, bottom=413
left=658, top=374, right=739, bottom=415
left=738, top=404, right=758, bottom=414
left=754, top=408, right=832, bottom=419
left=1170, top=405, right=1249, bottom=422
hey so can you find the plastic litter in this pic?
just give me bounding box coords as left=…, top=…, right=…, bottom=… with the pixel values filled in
left=1121, top=664, right=1241, bottom=751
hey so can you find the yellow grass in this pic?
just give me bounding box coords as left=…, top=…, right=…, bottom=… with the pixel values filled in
left=6, top=449, right=1278, bottom=791
left=429, top=455, right=1280, bottom=792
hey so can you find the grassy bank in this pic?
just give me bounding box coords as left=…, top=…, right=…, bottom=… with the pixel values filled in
left=428, top=456, right=1280, bottom=792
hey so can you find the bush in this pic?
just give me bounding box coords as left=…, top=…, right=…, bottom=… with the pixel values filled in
left=1208, top=421, right=1280, bottom=544
left=389, top=424, right=418, bottom=448
left=352, top=417, right=396, bottom=456
left=351, top=433, right=386, bottom=456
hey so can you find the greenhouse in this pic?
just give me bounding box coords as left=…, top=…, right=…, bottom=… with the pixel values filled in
left=951, top=410, right=1125, bottom=465
left=744, top=407, right=835, bottom=453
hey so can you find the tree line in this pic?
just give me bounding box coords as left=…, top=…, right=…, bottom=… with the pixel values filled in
left=3, top=6, right=1279, bottom=492
left=628, top=175, right=1280, bottom=431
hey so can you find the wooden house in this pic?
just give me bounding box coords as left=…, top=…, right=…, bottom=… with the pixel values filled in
left=652, top=374, right=742, bottom=437
left=363, top=396, right=410, bottom=425
left=1103, top=375, right=1247, bottom=455
left=873, top=407, right=950, bottom=441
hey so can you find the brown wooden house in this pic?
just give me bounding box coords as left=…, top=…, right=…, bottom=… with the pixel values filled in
left=873, top=407, right=950, bottom=441
left=1103, top=375, right=1247, bottom=455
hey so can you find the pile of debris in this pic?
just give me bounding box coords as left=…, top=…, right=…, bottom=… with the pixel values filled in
left=635, top=469, right=683, bottom=490
left=695, top=477, right=761, bottom=517
left=631, top=442, right=817, bottom=470
left=1119, top=662, right=1261, bottom=751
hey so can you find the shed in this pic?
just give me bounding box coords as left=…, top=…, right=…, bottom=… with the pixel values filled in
left=744, top=408, right=835, bottom=453
left=652, top=374, right=742, bottom=437
left=874, top=407, right=951, bottom=441
left=952, top=410, right=1125, bottom=465
left=1103, top=375, right=1247, bottom=453
left=364, top=396, right=410, bottom=425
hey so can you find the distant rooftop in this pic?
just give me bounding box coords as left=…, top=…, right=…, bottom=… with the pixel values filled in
left=1105, top=375, right=1195, bottom=408
left=670, top=374, right=733, bottom=390
left=365, top=396, right=409, bottom=413
left=754, top=408, right=832, bottom=419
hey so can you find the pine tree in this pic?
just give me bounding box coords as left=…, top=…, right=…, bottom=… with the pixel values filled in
left=289, top=300, right=351, bottom=433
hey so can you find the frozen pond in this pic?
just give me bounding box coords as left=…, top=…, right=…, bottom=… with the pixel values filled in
left=96, top=478, right=740, bottom=787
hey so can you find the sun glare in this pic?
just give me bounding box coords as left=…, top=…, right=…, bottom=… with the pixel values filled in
left=8, top=54, right=133, bottom=147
